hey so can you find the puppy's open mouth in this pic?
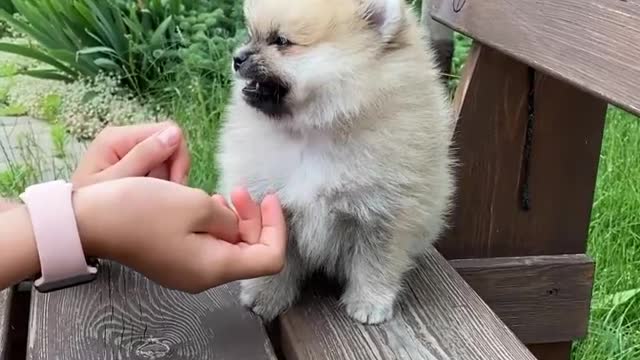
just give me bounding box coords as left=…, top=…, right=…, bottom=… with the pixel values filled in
left=241, top=78, right=290, bottom=117
left=242, top=79, right=289, bottom=102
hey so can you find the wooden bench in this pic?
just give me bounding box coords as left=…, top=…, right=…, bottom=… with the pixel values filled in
left=2, top=0, right=639, bottom=359
left=0, top=289, right=10, bottom=360
left=1, top=246, right=536, bottom=360
left=423, top=0, right=640, bottom=358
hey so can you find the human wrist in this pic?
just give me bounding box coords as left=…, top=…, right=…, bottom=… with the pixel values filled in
left=17, top=180, right=98, bottom=292
left=71, top=185, right=113, bottom=260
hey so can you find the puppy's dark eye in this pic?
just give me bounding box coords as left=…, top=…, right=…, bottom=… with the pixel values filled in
left=272, top=35, right=291, bottom=47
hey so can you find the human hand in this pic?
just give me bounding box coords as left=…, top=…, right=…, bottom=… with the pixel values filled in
left=73, top=177, right=287, bottom=293
left=72, top=121, right=190, bottom=188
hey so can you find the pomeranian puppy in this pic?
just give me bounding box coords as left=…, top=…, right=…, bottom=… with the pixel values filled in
left=216, top=0, right=456, bottom=324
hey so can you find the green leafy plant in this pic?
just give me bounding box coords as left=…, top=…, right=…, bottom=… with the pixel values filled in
left=0, top=103, right=26, bottom=116
left=0, top=164, right=33, bottom=197
left=0, top=1, right=16, bottom=14
left=39, top=92, right=61, bottom=123
left=49, top=122, right=68, bottom=158
left=0, top=1, right=16, bottom=38
left=0, top=0, right=246, bottom=97
left=0, top=0, right=183, bottom=95
left=0, top=62, right=18, bottom=76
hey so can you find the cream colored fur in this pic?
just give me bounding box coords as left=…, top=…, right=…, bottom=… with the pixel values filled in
left=217, top=0, right=456, bottom=324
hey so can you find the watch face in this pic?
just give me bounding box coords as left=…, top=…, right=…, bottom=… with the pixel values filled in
left=33, top=259, right=100, bottom=293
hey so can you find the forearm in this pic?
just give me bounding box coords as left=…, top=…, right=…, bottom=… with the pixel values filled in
left=0, top=205, right=40, bottom=290
left=0, top=198, right=19, bottom=212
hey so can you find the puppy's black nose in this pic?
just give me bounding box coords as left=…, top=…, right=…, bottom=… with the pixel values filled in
left=233, top=50, right=252, bottom=72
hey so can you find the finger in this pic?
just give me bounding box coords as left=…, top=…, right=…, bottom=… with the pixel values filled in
left=258, top=194, right=287, bottom=250
left=211, top=194, right=230, bottom=208
left=214, top=241, right=287, bottom=282
left=168, top=136, right=191, bottom=185
left=200, top=197, right=240, bottom=243
left=214, top=194, right=288, bottom=281
left=230, top=187, right=262, bottom=244
left=74, top=121, right=178, bottom=184
left=147, top=163, right=170, bottom=180
left=103, top=121, right=178, bottom=160
left=97, top=125, right=181, bottom=181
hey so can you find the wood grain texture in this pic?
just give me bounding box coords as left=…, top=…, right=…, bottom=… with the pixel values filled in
left=26, top=261, right=277, bottom=360
left=0, top=289, right=10, bottom=360
left=431, top=0, right=640, bottom=116
left=438, top=42, right=607, bottom=259
left=278, top=246, right=536, bottom=360
left=452, top=254, right=595, bottom=344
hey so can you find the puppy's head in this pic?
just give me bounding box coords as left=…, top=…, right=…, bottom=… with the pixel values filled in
left=232, top=0, right=413, bottom=124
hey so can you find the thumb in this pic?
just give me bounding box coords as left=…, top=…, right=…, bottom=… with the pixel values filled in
left=99, top=126, right=181, bottom=180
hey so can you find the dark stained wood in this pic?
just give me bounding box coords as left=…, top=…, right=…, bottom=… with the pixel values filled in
left=0, top=289, right=10, bottom=360
left=431, top=0, right=640, bottom=116
left=8, top=286, right=30, bottom=360
left=451, top=254, right=595, bottom=344
left=26, top=261, right=277, bottom=360
left=437, top=42, right=529, bottom=257
left=438, top=42, right=608, bottom=259
left=278, top=246, right=537, bottom=360
left=528, top=342, right=573, bottom=360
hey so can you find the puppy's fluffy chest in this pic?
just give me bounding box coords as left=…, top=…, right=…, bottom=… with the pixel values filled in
left=220, top=123, right=377, bottom=264
left=241, top=128, right=353, bottom=207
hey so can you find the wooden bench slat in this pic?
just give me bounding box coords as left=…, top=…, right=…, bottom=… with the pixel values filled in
left=0, top=289, right=10, bottom=360
left=431, top=0, right=640, bottom=116
left=452, top=254, right=595, bottom=344
left=26, top=261, right=277, bottom=360
left=440, top=42, right=608, bottom=259
left=277, top=246, right=537, bottom=360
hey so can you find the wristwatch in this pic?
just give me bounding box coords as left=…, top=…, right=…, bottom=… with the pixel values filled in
left=19, top=180, right=98, bottom=293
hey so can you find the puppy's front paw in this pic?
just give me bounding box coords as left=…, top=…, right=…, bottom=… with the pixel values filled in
left=342, top=296, right=395, bottom=325
left=239, top=278, right=298, bottom=322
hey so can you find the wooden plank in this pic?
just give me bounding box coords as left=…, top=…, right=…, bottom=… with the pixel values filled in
left=277, top=246, right=537, bottom=360
left=438, top=42, right=608, bottom=259
left=0, top=289, right=10, bottom=360
left=26, top=261, right=277, bottom=360
left=528, top=342, right=573, bottom=360
left=431, top=0, right=640, bottom=116
left=451, top=254, right=595, bottom=344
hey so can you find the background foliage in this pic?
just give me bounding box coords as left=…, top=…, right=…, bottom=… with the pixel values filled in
left=0, top=0, right=244, bottom=96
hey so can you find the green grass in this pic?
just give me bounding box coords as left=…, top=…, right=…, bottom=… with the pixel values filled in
left=0, top=128, right=76, bottom=198
left=0, top=163, right=33, bottom=197
left=150, top=61, right=232, bottom=192
left=39, top=93, right=62, bottom=123
left=49, top=122, right=68, bottom=159
left=0, top=102, right=25, bottom=116
left=572, top=107, right=640, bottom=360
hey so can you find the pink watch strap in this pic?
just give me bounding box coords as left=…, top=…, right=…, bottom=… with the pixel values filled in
left=19, top=180, right=97, bottom=292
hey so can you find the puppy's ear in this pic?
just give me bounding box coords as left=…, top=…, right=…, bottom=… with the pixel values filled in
left=360, top=0, right=406, bottom=43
